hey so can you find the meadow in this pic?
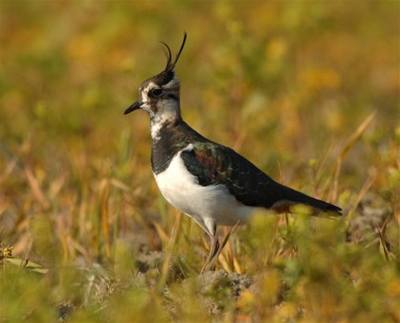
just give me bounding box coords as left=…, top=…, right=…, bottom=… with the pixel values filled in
left=0, top=1, right=399, bottom=322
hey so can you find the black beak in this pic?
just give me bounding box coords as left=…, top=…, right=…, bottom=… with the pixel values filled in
left=124, top=101, right=143, bottom=115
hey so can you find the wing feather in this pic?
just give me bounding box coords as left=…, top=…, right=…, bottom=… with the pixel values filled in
left=181, top=143, right=342, bottom=214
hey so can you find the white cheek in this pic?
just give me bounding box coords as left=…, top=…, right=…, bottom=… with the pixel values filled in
left=140, top=88, right=152, bottom=112
left=141, top=90, right=148, bottom=102
left=141, top=81, right=158, bottom=104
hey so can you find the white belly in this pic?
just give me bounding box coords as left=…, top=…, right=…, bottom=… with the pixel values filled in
left=153, top=147, right=254, bottom=231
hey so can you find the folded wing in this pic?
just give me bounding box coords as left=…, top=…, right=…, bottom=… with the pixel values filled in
left=181, top=142, right=342, bottom=215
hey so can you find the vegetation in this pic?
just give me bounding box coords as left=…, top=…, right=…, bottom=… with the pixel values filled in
left=0, top=1, right=399, bottom=322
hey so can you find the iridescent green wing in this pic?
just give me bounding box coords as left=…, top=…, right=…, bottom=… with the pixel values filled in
left=180, top=142, right=284, bottom=208
left=181, top=142, right=342, bottom=213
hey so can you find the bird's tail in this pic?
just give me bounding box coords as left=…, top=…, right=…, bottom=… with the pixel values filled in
left=277, top=184, right=342, bottom=215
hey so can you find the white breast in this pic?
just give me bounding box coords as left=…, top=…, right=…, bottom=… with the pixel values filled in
left=153, top=144, right=254, bottom=233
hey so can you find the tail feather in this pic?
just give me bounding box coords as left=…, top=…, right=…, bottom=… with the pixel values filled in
left=278, top=185, right=342, bottom=215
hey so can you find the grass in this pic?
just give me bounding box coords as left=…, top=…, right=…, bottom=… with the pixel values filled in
left=0, top=1, right=399, bottom=322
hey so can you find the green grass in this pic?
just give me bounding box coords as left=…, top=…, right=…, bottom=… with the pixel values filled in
left=0, top=1, right=399, bottom=322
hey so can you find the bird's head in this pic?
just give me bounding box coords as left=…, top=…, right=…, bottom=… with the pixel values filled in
left=124, top=33, right=187, bottom=123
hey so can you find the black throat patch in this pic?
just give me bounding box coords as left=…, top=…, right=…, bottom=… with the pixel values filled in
left=151, top=120, right=207, bottom=174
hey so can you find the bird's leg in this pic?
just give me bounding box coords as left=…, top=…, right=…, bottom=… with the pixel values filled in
left=201, top=234, right=219, bottom=273
left=201, top=221, right=241, bottom=273
left=208, top=220, right=241, bottom=270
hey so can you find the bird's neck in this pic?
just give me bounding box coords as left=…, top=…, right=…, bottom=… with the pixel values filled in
left=150, top=98, right=182, bottom=140
left=150, top=116, right=186, bottom=174
left=150, top=114, right=208, bottom=174
left=150, top=112, right=180, bottom=141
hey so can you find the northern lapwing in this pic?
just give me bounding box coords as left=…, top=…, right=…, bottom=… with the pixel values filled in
left=124, top=33, right=342, bottom=271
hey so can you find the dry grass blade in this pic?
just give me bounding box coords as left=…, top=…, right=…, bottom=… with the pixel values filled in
left=331, top=111, right=376, bottom=202
left=4, top=257, right=49, bottom=274
left=0, top=201, right=8, bottom=217
left=99, top=179, right=111, bottom=258
left=0, top=158, right=17, bottom=184
left=24, top=167, right=50, bottom=209
left=219, top=226, right=243, bottom=273
left=314, top=144, right=334, bottom=197
left=345, top=169, right=377, bottom=223
left=152, top=221, right=170, bottom=244
left=110, top=178, right=131, bottom=192
left=377, top=217, right=393, bottom=261
left=158, top=211, right=182, bottom=289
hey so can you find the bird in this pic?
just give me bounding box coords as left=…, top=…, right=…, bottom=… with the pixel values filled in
left=124, top=33, right=342, bottom=271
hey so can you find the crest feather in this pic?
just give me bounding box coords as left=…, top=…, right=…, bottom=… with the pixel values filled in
left=161, top=32, right=187, bottom=72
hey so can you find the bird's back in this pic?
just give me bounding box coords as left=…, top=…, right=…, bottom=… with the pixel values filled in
left=152, top=120, right=341, bottom=215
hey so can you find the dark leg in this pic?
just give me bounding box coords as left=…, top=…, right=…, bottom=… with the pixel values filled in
left=206, top=221, right=241, bottom=272
left=201, top=233, right=219, bottom=273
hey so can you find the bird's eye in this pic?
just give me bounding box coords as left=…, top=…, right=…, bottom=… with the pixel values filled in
left=150, top=88, right=162, bottom=97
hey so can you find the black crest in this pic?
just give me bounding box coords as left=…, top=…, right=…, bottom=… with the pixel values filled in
left=153, top=32, right=187, bottom=85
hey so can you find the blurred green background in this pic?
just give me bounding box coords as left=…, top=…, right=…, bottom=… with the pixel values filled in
left=0, top=1, right=399, bottom=322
